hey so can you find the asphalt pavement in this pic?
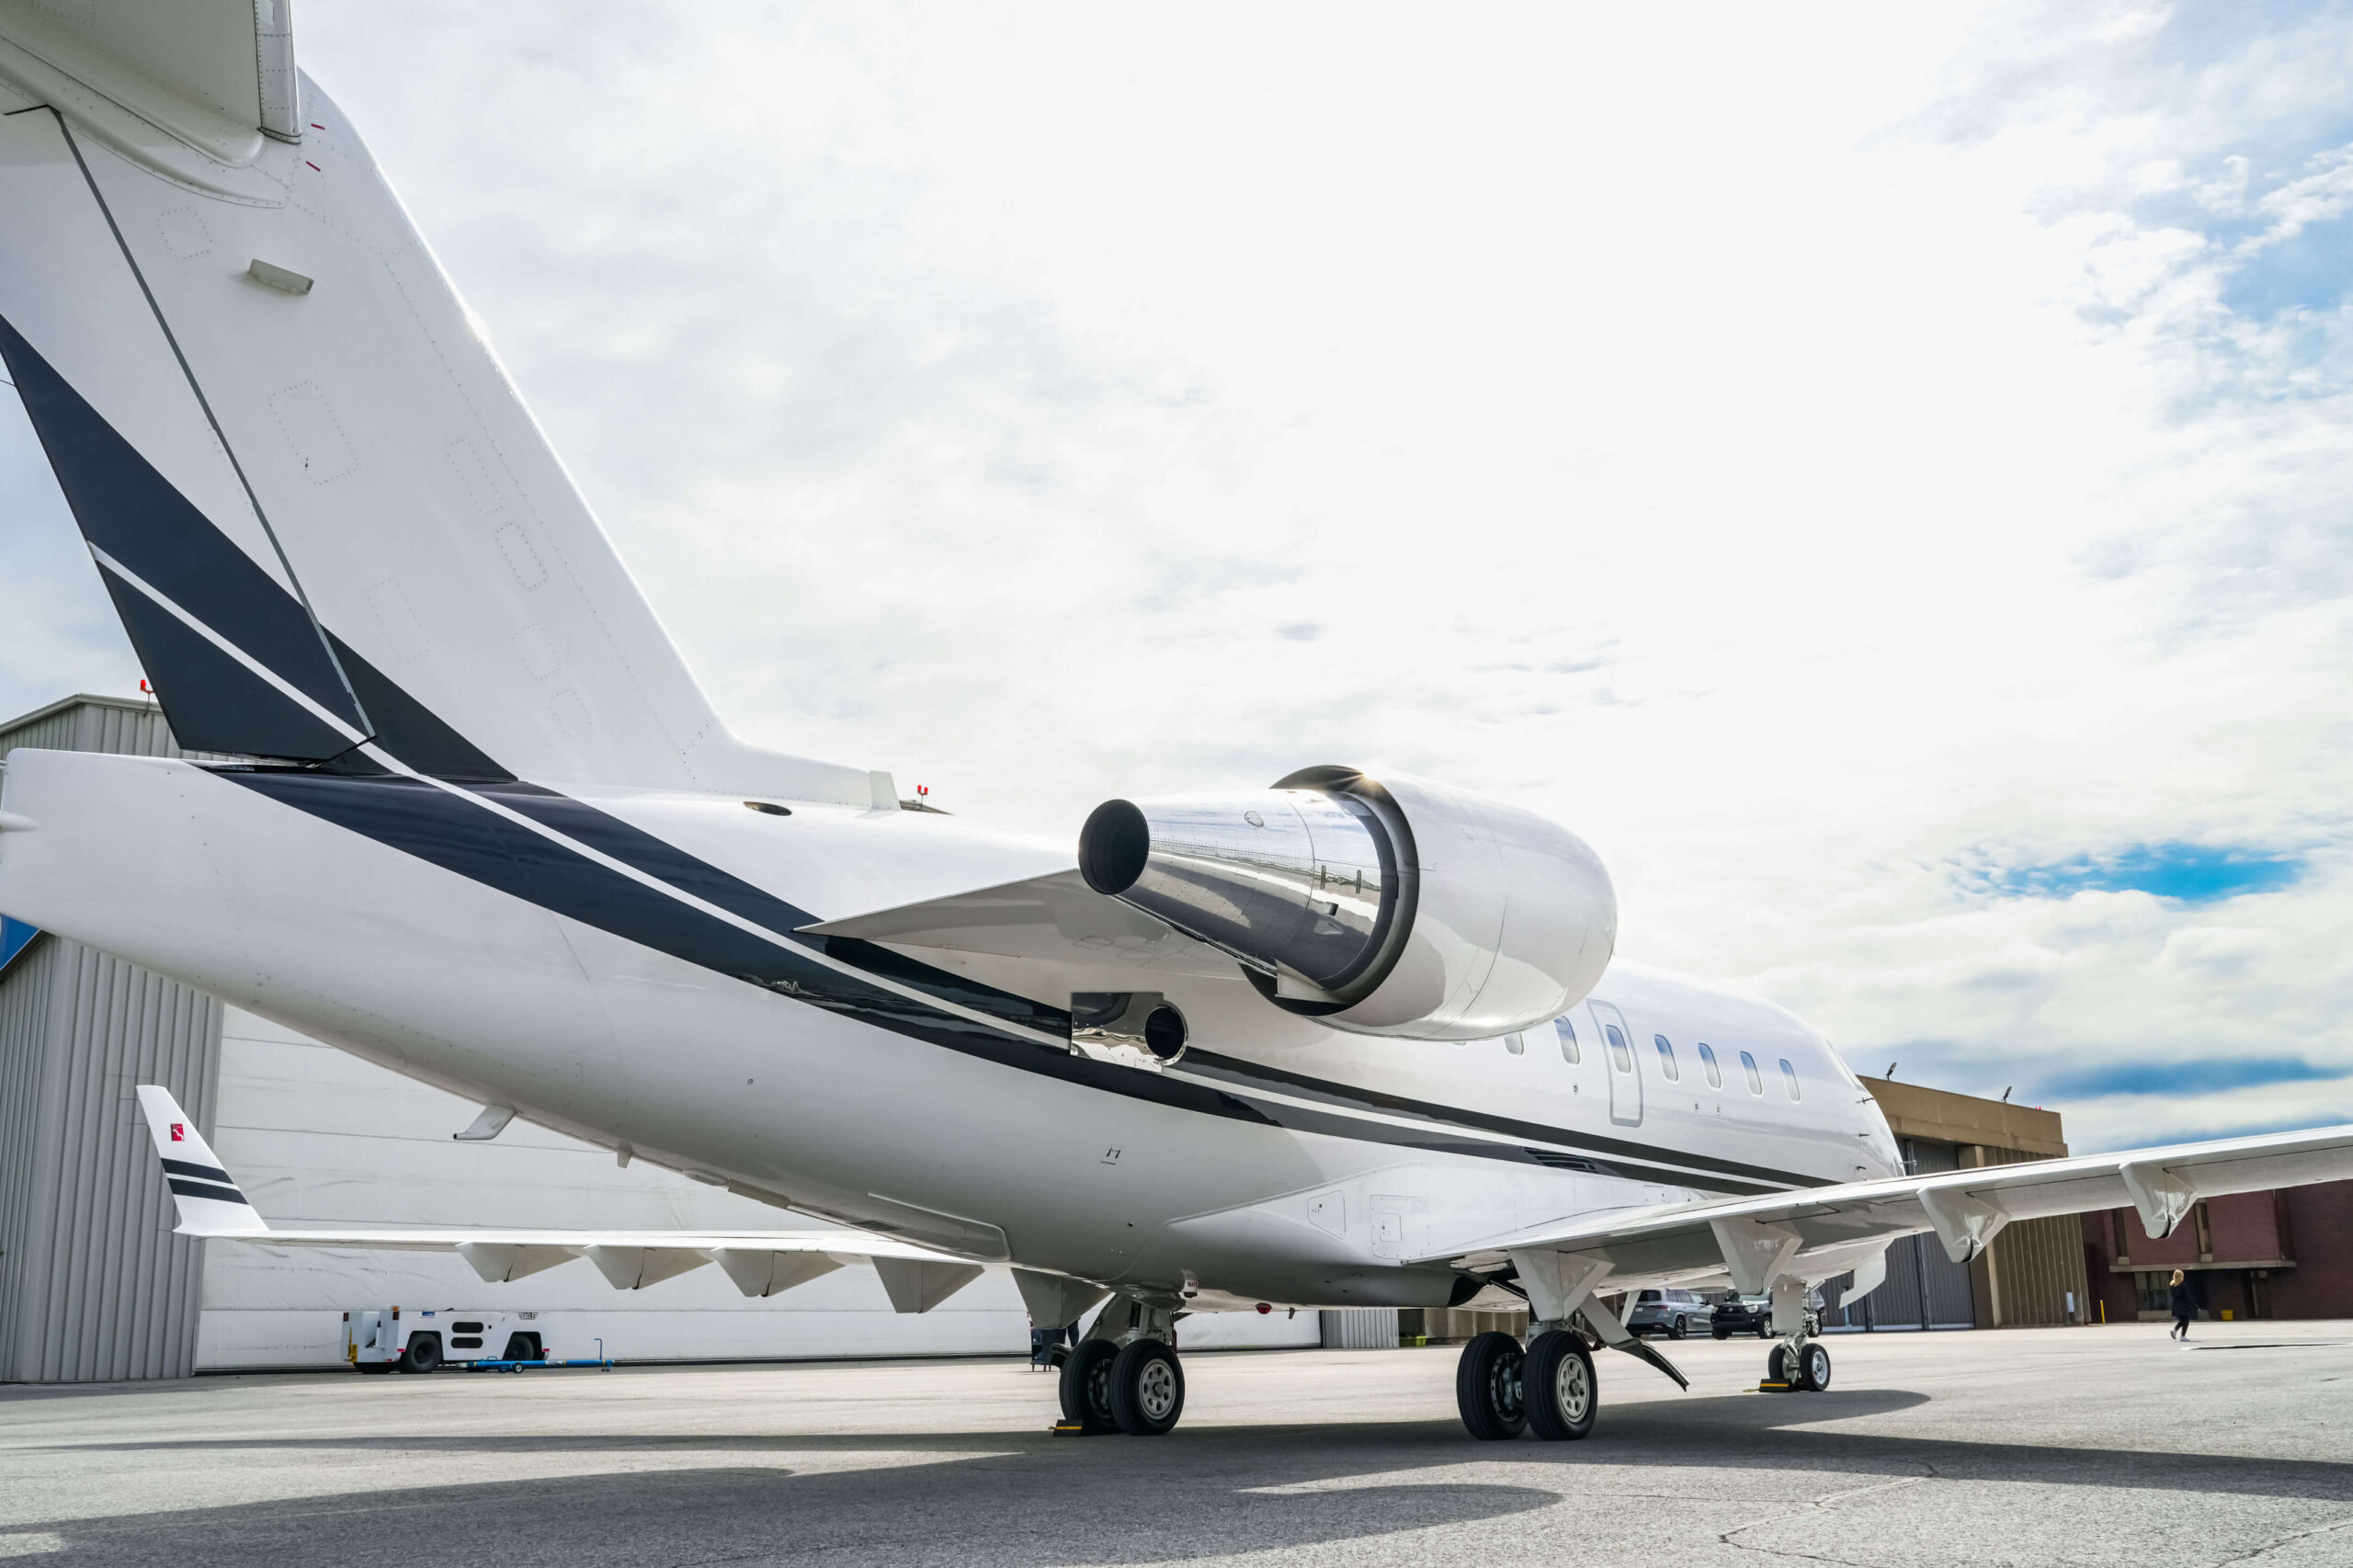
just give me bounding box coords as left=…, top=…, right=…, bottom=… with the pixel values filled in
left=3, top=1321, right=2349, bottom=1566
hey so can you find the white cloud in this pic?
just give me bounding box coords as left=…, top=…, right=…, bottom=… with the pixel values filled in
left=5, top=1, right=2352, bottom=1150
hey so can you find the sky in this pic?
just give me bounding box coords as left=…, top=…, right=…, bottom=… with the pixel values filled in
left=4, top=1, right=2351, bottom=1152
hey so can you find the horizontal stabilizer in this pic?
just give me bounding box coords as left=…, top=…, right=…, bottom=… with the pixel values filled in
left=0, top=0, right=299, bottom=164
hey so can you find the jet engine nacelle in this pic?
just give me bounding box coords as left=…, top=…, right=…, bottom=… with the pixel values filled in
left=1077, top=766, right=1615, bottom=1040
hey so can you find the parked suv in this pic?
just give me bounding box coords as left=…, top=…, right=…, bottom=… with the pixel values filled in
left=1625, top=1288, right=1709, bottom=1339
left=1711, top=1291, right=1823, bottom=1339
left=1711, top=1295, right=1774, bottom=1339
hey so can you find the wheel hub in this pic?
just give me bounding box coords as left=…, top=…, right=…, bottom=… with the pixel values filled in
left=1556, top=1355, right=1591, bottom=1422
left=1138, top=1358, right=1177, bottom=1421
left=1493, top=1352, right=1525, bottom=1422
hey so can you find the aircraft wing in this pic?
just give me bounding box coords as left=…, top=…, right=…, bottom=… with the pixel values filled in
left=1423, top=1120, right=2353, bottom=1318
left=132, top=1085, right=1032, bottom=1314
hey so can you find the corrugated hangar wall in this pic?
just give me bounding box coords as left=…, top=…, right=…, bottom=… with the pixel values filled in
left=0, top=695, right=1318, bottom=1380
left=0, top=695, right=222, bottom=1382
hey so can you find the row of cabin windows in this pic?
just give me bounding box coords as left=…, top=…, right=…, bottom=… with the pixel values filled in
left=1545, top=1017, right=1801, bottom=1101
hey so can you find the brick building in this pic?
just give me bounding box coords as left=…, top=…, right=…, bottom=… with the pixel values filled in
left=2081, top=1182, right=2353, bottom=1324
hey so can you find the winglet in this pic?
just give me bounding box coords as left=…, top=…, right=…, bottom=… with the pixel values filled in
left=134, top=1085, right=268, bottom=1236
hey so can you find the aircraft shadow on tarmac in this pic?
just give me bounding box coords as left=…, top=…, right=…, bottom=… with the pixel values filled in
left=28, top=1387, right=2353, bottom=1566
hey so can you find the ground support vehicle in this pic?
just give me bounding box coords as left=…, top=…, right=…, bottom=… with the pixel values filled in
left=345, top=1309, right=548, bottom=1373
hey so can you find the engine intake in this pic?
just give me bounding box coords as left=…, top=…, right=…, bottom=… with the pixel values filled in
left=1078, top=766, right=1614, bottom=1040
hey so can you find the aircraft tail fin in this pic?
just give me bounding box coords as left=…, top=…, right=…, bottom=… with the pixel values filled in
left=0, top=6, right=870, bottom=801
left=133, top=1084, right=269, bottom=1237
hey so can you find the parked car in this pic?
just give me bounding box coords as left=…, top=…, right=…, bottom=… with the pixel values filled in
left=1711, top=1295, right=1774, bottom=1339
left=1625, top=1288, right=1710, bottom=1339
left=1711, top=1291, right=1823, bottom=1339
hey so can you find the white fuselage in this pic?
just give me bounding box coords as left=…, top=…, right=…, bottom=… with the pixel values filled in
left=0, top=746, right=1902, bottom=1309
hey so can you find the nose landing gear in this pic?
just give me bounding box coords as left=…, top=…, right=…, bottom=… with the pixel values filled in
left=1765, top=1337, right=1832, bottom=1392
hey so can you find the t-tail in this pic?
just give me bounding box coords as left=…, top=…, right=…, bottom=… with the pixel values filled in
left=0, top=1, right=870, bottom=803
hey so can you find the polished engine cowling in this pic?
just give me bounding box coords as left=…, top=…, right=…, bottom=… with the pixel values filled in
left=1077, top=766, right=1615, bottom=1040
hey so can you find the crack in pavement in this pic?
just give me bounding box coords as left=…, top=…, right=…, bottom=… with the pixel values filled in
left=1719, top=1470, right=1937, bottom=1567
left=2205, top=1513, right=2353, bottom=1566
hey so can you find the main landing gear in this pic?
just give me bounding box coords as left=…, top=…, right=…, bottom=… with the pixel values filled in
left=1056, top=1298, right=1187, bottom=1437
left=1456, top=1329, right=1597, bottom=1441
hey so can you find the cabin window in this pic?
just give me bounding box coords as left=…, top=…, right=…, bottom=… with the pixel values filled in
left=1554, top=1017, right=1581, bottom=1064
left=1604, top=1024, right=1633, bottom=1074
left=1504, top=1032, right=1525, bottom=1056
left=1698, top=1042, right=1722, bottom=1089
left=1654, top=1035, right=1679, bottom=1081
left=1740, top=1050, right=1764, bottom=1095
left=1779, top=1058, right=1801, bottom=1100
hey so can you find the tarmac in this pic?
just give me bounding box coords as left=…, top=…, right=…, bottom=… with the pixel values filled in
left=3, top=1321, right=2350, bottom=1566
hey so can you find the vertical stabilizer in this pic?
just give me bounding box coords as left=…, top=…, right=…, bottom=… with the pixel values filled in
left=0, top=8, right=871, bottom=802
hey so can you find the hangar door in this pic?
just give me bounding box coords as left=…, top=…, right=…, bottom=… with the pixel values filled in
left=1821, top=1138, right=1977, bottom=1331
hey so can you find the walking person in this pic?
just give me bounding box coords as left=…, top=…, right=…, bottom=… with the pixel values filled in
left=2168, top=1269, right=2196, bottom=1341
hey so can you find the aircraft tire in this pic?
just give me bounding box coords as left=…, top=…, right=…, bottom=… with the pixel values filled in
left=1108, top=1340, right=1185, bottom=1437
left=1800, top=1343, right=1832, bottom=1392
left=397, top=1335, right=442, bottom=1374
left=1523, top=1331, right=1597, bottom=1441
left=1059, top=1338, right=1120, bottom=1434
left=1455, top=1331, right=1528, bottom=1440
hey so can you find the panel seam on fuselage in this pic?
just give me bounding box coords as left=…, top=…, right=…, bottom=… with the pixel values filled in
left=46, top=108, right=374, bottom=739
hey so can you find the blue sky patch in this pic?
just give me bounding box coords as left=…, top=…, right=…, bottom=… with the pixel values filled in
left=2036, top=1056, right=2338, bottom=1101
left=1977, top=843, right=2302, bottom=904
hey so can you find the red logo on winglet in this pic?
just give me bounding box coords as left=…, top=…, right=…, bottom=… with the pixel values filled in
left=170, top=1123, right=184, bottom=1142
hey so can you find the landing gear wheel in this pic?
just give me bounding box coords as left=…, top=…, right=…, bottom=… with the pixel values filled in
left=1108, top=1339, right=1185, bottom=1436
left=1768, top=1343, right=1832, bottom=1391
left=1523, top=1331, right=1597, bottom=1441
left=1670, top=1315, right=1688, bottom=1340
left=1059, top=1338, right=1120, bottom=1433
left=1455, top=1331, right=1527, bottom=1440
left=396, top=1335, right=441, bottom=1374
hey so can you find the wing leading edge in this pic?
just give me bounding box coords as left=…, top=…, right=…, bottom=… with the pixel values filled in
left=1425, top=1120, right=2353, bottom=1320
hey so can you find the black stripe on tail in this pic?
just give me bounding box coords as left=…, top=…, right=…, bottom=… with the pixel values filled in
left=0, top=313, right=510, bottom=778
left=166, top=1177, right=251, bottom=1205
